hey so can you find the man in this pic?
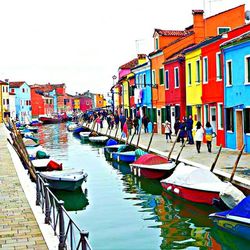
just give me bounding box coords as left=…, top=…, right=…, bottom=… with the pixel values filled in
left=186, top=115, right=194, bottom=144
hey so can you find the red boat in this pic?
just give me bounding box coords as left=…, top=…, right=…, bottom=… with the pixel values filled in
left=160, top=163, right=228, bottom=205
left=130, top=154, right=176, bottom=179
left=39, top=115, right=62, bottom=124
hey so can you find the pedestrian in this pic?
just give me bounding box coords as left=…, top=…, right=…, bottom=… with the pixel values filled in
left=164, top=120, right=172, bottom=143
left=174, top=119, right=181, bottom=142
left=114, top=113, right=119, bottom=129
left=133, top=116, right=139, bottom=134
left=119, top=113, right=126, bottom=132
left=186, top=115, right=194, bottom=144
left=126, top=117, right=133, bottom=135
left=205, top=121, right=214, bottom=153
left=142, top=114, right=149, bottom=133
left=106, top=114, right=111, bottom=129
left=178, top=119, right=186, bottom=145
left=193, top=121, right=204, bottom=153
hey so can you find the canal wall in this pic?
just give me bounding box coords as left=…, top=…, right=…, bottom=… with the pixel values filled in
left=0, top=123, right=58, bottom=249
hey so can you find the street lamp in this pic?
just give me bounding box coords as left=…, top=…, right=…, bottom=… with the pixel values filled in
left=112, top=75, right=117, bottom=85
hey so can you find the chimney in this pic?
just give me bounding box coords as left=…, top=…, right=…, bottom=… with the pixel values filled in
left=5, top=79, right=9, bottom=83
left=137, top=54, right=147, bottom=65
left=192, top=9, right=205, bottom=44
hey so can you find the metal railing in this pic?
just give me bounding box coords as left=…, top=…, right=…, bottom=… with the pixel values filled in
left=36, top=172, right=92, bottom=250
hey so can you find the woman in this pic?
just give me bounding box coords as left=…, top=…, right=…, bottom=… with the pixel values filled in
left=164, top=121, right=172, bottom=143
left=193, top=121, right=204, bottom=153
left=205, top=122, right=213, bottom=153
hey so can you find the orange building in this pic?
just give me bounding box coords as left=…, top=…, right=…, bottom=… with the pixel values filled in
left=149, top=4, right=245, bottom=134
left=95, top=94, right=106, bottom=108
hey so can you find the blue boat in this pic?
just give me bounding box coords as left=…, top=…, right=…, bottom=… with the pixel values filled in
left=209, top=196, right=250, bottom=241
left=73, top=126, right=85, bottom=134
left=112, top=151, right=137, bottom=163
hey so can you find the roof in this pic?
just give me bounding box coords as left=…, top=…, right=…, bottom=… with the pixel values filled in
left=192, top=10, right=204, bottom=15
left=220, top=31, right=250, bottom=48
left=9, top=81, right=26, bottom=88
left=119, top=58, right=138, bottom=69
left=154, top=29, right=192, bottom=37
left=0, top=80, right=8, bottom=85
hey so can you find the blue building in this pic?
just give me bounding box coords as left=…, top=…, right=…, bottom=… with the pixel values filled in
left=49, top=89, right=58, bottom=113
left=9, top=81, right=32, bottom=123
left=132, top=61, right=152, bottom=120
left=221, top=31, right=250, bottom=152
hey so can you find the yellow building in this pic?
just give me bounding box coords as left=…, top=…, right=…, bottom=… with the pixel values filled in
left=185, top=48, right=202, bottom=123
left=0, top=81, right=9, bottom=123
left=74, top=98, right=80, bottom=111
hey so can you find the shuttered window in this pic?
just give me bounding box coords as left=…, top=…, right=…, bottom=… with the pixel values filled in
left=244, top=108, right=250, bottom=133
left=159, top=68, right=164, bottom=85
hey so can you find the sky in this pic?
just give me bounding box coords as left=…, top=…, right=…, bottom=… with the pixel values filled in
left=0, top=0, right=249, bottom=96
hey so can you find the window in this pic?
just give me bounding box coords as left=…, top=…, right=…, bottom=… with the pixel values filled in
left=3, top=99, right=5, bottom=105
left=165, top=70, right=169, bottom=89
left=6, top=87, right=8, bottom=92
left=188, top=63, right=192, bottom=86
left=218, top=103, right=223, bottom=129
left=226, top=60, right=232, bottom=86
left=216, top=52, right=222, bottom=80
left=139, top=74, right=143, bottom=88
left=26, top=100, right=29, bottom=105
left=174, top=67, right=179, bottom=88
left=152, top=70, right=156, bottom=87
left=218, top=27, right=231, bottom=35
left=186, top=106, right=192, bottom=117
left=136, top=75, right=139, bottom=86
left=2, top=86, right=5, bottom=92
left=155, top=37, right=159, bottom=50
left=143, top=74, right=146, bottom=87
left=7, top=99, right=9, bottom=105
left=203, top=57, right=208, bottom=83
left=245, top=55, right=250, bottom=84
left=196, top=60, right=201, bottom=83
left=244, top=108, right=250, bottom=133
left=11, top=88, right=15, bottom=93
left=159, top=68, right=164, bottom=85
left=22, top=88, right=25, bottom=93
left=226, top=108, right=234, bottom=131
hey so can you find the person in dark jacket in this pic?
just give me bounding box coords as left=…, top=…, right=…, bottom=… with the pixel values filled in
left=178, top=119, right=186, bottom=145
left=133, top=117, right=139, bottom=134
left=142, top=115, right=149, bottom=133
left=186, top=115, right=194, bottom=144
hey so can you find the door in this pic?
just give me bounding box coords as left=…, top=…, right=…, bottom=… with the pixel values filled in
left=210, top=107, right=217, bottom=132
left=157, top=109, right=161, bottom=134
left=236, top=110, right=244, bottom=150
left=170, top=106, right=175, bottom=132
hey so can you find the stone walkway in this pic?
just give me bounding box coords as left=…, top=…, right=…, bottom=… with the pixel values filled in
left=0, top=124, right=48, bottom=249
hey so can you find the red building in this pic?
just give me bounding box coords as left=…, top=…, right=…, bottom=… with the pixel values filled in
left=201, top=23, right=250, bottom=147
left=164, top=52, right=188, bottom=131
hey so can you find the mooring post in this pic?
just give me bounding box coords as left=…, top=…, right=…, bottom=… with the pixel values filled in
left=80, top=230, right=89, bottom=250
left=58, top=200, right=66, bottom=250
left=44, top=183, right=50, bottom=224
left=36, top=172, right=40, bottom=206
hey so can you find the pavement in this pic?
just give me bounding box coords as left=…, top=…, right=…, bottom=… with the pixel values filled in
left=95, top=122, right=250, bottom=190
left=0, top=123, right=48, bottom=249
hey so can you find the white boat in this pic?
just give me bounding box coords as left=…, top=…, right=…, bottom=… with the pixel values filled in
left=23, top=138, right=39, bottom=147
left=79, top=131, right=91, bottom=140
left=26, top=145, right=49, bottom=159
left=161, top=163, right=229, bottom=205
left=88, top=136, right=109, bottom=144
left=40, top=169, right=87, bottom=191
left=67, top=123, right=78, bottom=131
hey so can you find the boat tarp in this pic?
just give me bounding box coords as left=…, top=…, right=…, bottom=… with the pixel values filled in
left=163, top=163, right=222, bottom=186
left=106, top=139, right=118, bottom=146
left=133, top=153, right=169, bottom=165
left=216, top=196, right=250, bottom=219
left=134, top=149, right=147, bottom=157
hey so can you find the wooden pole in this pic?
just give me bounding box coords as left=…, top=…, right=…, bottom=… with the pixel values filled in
left=146, top=132, right=154, bottom=152
left=114, top=125, right=119, bottom=139
left=229, top=144, right=245, bottom=182
left=210, top=144, right=222, bottom=172
left=129, top=131, right=136, bottom=145
left=175, top=139, right=187, bottom=164
left=167, top=129, right=180, bottom=160
left=105, top=127, right=109, bottom=136
left=136, top=124, right=142, bottom=148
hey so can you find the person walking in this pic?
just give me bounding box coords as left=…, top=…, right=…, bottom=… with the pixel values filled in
left=205, top=121, right=214, bottom=153
left=133, top=116, right=139, bottom=134
left=186, top=115, right=194, bottom=144
left=119, top=113, right=126, bottom=132
left=142, top=114, right=149, bottom=133
left=114, top=113, right=119, bottom=129
left=193, top=121, right=204, bottom=153
left=164, top=120, right=172, bottom=143
left=178, top=119, right=186, bottom=145
left=126, top=117, right=133, bottom=135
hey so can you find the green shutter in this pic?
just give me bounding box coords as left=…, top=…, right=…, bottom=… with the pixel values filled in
left=161, top=108, right=166, bottom=123
left=159, top=68, right=164, bottom=85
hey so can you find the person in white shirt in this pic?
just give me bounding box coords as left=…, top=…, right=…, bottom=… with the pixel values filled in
left=164, top=120, right=172, bottom=143
left=193, top=121, right=204, bottom=153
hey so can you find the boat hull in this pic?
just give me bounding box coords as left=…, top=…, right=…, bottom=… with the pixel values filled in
left=131, top=166, right=174, bottom=179
left=39, top=117, right=62, bottom=124
left=210, top=216, right=250, bottom=241
left=112, top=152, right=136, bottom=163
left=161, top=183, right=220, bottom=205
left=45, top=178, right=84, bottom=191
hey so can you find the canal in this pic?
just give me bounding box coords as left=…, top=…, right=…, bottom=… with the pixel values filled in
left=37, top=123, right=249, bottom=250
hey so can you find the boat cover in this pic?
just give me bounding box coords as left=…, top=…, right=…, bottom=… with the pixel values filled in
left=106, top=139, right=118, bottom=146
left=134, top=149, right=147, bottom=157
left=133, top=154, right=170, bottom=165
left=216, top=196, right=250, bottom=219
left=161, top=163, right=225, bottom=191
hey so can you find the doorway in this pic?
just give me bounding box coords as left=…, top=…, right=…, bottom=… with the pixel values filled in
left=210, top=107, right=217, bottom=133
left=170, top=106, right=175, bottom=133
left=236, top=110, right=244, bottom=150
left=157, top=109, right=161, bottom=134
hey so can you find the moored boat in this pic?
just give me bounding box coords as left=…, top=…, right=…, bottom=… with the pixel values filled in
left=89, top=136, right=109, bottom=144
left=32, top=159, right=62, bottom=171
left=160, top=163, right=229, bottom=205
left=209, top=196, right=250, bottom=241
left=39, top=115, right=62, bottom=124
left=79, top=131, right=91, bottom=140
left=112, top=151, right=137, bottom=163
left=104, top=144, right=130, bottom=160
left=39, top=169, right=87, bottom=191
left=130, top=154, right=176, bottom=179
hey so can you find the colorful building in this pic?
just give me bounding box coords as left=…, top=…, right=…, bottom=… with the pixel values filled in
left=221, top=31, right=250, bottom=152
left=0, top=81, right=9, bottom=122
left=95, top=94, right=106, bottom=109
left=9, top=81, right=32, bottom=123
left=9, top=92, right=16, bottom=120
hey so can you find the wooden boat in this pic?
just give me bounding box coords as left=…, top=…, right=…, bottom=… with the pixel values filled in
left=160, top=163, right=228, bottom=205
left=73, top=126, right=85, bottom=134
left=104, top=144, right=130, bottom=160
left=25, top=126, right=39, bottom=133
left=88, top=136, right=109, bottom=144
left=39, top=115, right=62, bottom=124
left=130, top=154, right=176, bottom=179
left=209, top=196, right=250, bottom=241
left=67, top=123, right=78, bottom=131
left=40, top=169, right=87, bottom=191
left=112, top=151, right=137, bottom=163
left=79, top=131, right=91, bottom=140
left=32, top=159, right=62, bottom=171
left=27, top=146, right=50, bottom=160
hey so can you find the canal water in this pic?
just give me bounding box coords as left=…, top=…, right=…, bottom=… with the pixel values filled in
left=38, top=123, right=249, bottom=250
